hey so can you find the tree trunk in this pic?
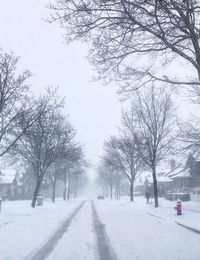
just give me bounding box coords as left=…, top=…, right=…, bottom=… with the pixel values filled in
left=104, top=184, right=108, bottom=197
left=103, top=186, right=106, bottom=197
left=130, top=180, right=134, bottom=202
left=117, top=178, right=121, bottom=201
left=52, top=178, right=57, bottom=203
left=63, top=172, right=67, bottom=201
left=31, top=178, right=42, bottom=208
left=67, top=172, right=71, bottom=200
left=115, top=185, right=118, bottom=200
left=110, top=185, right=113, bottom=199
left=152, top=166, right=159, bottom=207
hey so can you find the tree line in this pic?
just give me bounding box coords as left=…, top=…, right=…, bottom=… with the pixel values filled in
left=48, top=0, right=200, bottom=207
left=0, top=51, right=87, bottom=208
left=97, top=86, right=174, bottom=207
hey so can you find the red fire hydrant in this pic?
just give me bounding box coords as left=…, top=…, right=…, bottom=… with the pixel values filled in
left=175, top=199, right=182, bottom=215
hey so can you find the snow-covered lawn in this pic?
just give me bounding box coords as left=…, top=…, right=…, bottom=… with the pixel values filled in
left=0, top=198, right=83, bottom=260
left=94, top=197, right=200, bottom=260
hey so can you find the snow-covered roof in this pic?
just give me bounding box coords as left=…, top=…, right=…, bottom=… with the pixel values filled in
left=164, top=164, right=183, bottom=177
left=146, top=176, right=173, bottom=184
left=0, top=168, right=18, bottom=185
left=3, top=168, right=17, bottom=176
left=170, top=169, right=191, bottom=179
left=135, top=158, right=191, bottom=187
left=164, top=161, right=191, bottom=178
left=0, top=175, right=16, bottom=184
left=135, top=170, right=172, bottom=186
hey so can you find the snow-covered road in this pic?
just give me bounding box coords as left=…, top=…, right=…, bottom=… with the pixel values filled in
left=30, top=202, right=85, bottom=260
left=46, top=201, right=98, bottom=260
left=1, top=198, right=200, bottom=260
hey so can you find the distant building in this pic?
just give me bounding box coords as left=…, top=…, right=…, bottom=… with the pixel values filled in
left=135, top=154, right=200, bottom=197
left=0, top=169, right=32, bottom=200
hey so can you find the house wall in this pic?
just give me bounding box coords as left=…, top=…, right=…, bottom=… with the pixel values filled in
left=0, top=183, right=33, bottom=200
left=172, top=177, right=192, bottom=192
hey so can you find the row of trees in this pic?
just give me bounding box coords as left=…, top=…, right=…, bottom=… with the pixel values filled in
left=0, top=51, right=87, bottom=208
left=49, top=0, right=200, bottom=208
left=97, top=86, right=174, bottom=207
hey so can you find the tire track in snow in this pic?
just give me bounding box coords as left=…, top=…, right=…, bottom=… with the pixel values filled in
left=91, top=201, right=118, bottom=260
left=146, top=213, right=166, bottom=220
left=27, top=201, right=85, bottom=260
left=47, top=201, right=98, bottom=260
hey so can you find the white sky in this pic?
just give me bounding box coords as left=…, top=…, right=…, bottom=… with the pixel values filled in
left=0, top=0, right=122, bottom=171
left=0, top=0, right=199, bottom=177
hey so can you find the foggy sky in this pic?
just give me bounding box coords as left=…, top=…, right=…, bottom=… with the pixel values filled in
left=0, top=0, right=122, bottom=171
left=0, top=0, right=199, bottom=176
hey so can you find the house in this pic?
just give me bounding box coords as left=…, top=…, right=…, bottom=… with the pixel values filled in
left=135, top=163, right=174, bottom=196
left=135, top=155, right=200, bottom=200
left=0, top=170, right=19, bottom=199
left=165, top=165, right=192, bottom=192
left=164, top=155, right=200, bottom=193
left=144, top=176, right=173, bottom=196
left=0, top=169, right=31, bottom=200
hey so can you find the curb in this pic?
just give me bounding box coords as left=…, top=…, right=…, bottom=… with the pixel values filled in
left=175, top=221, right=200, bottom=235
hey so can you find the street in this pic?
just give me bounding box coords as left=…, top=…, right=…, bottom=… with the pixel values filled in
left=1, top=198, right=200, bottom=260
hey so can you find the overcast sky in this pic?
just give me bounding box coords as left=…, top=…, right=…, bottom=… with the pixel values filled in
left=0, top=0, right=123, bottom=172
left=1, top=0, right=199, bottom=177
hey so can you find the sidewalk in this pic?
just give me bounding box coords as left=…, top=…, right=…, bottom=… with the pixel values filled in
left=94, top=198, right=200, bottom=260
left=115, top=196, right=200, bottom=233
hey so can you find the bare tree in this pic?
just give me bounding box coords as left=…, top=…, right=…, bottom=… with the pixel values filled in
left=122, top=86, right=174, bottom=207
left=0, top=51, right=39, bottom=157
left=98, top=158, right=116, bottom=199
left=11, top=90, right=76, bottom=207
left=104, top=135, right=143, bottom=201
left=50, top=0, right=200, bottom=96
left=62, top=145, right=84, bottom=200
left=70, top=163, right=88, bottom=198
left=96, top=164, right=110, bottom=198
left=47, top=162, right=63, bottom=203
left=178, top=118, right=200, bottom=156
left=98, top=154, right=125, bottom=200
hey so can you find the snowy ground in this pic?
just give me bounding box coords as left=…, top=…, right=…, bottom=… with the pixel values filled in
left=0, top=199, right=83, bottom=260
left=47, top=201, right=98, bottom=260
left=0, top=197, right=200, bottom=260
left=94, top=197, right=200, bottom=260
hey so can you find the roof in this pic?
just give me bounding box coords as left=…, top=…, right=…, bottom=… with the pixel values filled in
left=146, top=176, right=173, bottom=184
left=0, top=175, right=16, bottom=184
left=165, top=163, right=191, bottom=179
left=163, top=163, right=183, bottom=177
left=0, top=168, right=18, bottom=185
left=170, top=169, right=191, bottom=179
left=135, top=170, right=172, bottom=186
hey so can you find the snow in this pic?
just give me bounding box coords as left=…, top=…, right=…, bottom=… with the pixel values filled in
left=47, top=201, right=98, bottom=260
left=1, top=196, right=200, bottom=260
left=0, top=199, right=83, bottom=260
left=0, top=175, right=16, bottom=184
left=147, top=176, right=173, bottom=183
left=94, top=197, right=200, bottom=260
left=135, top=171, right=172, bottom=187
